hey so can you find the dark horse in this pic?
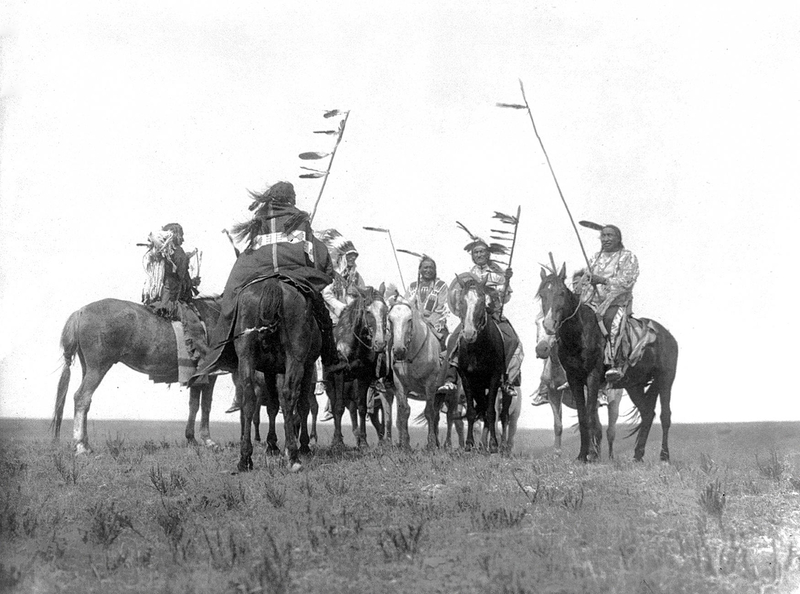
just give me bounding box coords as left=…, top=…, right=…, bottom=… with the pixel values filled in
left=234, top=278, right=320, bottom=471
left=537, top=264, right=678, bottom=462
left=451, top=273, right=512, bottom=452
left=327, top=285, right=389, bottom=448
left=53, top=297, right=228, bottom=454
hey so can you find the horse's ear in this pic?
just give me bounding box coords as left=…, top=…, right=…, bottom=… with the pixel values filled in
left=541, top=267, right=548, bottom=281
left=379, top=281, right=386, bottom=295
left=455, top=273, right=464, bottom=288
left=558, top=263, right=566, bottom=280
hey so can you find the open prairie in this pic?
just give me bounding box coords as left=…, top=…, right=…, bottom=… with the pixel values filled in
left=1, top=418, right=799, bottom=594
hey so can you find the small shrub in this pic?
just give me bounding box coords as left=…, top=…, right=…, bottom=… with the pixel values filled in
left=323, top=476, right=349, bottom=496
left=378, top=522, right=425, bottom=561
left=142, top=440, right=159, bottom=454
left=474, top=507, right=527, bottom=530
left=149, top=465, right=187, bottom=496
left=52, top=452, right=80, bottom=485
left=561, top=485, right=585, bottom=512
left=105, top=433, right=126, bottom=460
left=221, top=480, right=247, bottom=510
left=82, top=501, right=134, bottom=549
left=756, top=450, right=784, bottom=481
left=263, top=482, right=287, bottom=508
left=156, top=500, right=192, bottom=561
left=699, top=479, right=726, bottom=521
left=699, top=452, right=716, bottom=475
left=235, top=533, right=293, bottom=594
left=202, top=527, right=248, bottom=570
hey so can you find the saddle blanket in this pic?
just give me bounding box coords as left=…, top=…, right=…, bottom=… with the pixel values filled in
left=623, top=316, right=658, bottom=369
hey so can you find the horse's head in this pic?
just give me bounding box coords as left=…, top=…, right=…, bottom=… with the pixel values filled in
left=387, top=297, right=415, bottom=361
left=336, top=286, right=388, bottom=359
left=456, top=275, right=487, bottom=344
left=536, top=263, right=573, bottom=336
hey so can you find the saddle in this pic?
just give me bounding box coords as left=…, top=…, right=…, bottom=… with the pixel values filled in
left=618, top=316, right=658, bottom=373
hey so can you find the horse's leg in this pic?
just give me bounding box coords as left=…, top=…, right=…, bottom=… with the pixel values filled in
left=328, top=371, right=346, bottom=449
left=550, top=389, right=564, bottom=454
left=355, top=379, right=369, bottom=448
left=394, top=378, right=411, bottom=450
left=73, top=363, right=112, bottom=455
left=462, top=375, right=476, bottom=451
left=485, top=377, right=502, bottom=454
left=658, top=374, right=674, bottom=462
left=309, top=386, right=319, bottom=444
left=186, top=376, right=217, bottom=448
left=297, top=363, right=315, bottom=455
left=626, top=383, right=653, bottom=462
left=186, top=386, right=201, bottom=446
left=278, top=365, right=304, bottom=471
left=567, top=377, right=591, bottom=462
left=424, top=390, right=440, bottom=450
left=382, top=386, right=394, bottom=445
left=606, top=390, right=620, bottom=460
left=253, top=383, right=262, bottom=443
left=235, top=336, right=258, bottom=472
left=264, top=376, right=280, bottom=456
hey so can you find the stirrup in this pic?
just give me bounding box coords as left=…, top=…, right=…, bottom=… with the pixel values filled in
left=530, top=391, right=549, bottom=406
left=225, top=402, right=241, bottom=414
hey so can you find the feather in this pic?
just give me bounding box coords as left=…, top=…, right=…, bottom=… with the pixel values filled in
left=488, top=243, right=509, bottom=255
left=397, top=248, right=424, bottom=259
left=490, top=235, right=513, bottom=242
left=456, top=221, right=478, bottom=241
left=493, top=211, right=518, bottom=225
left=491, top=229, right=514, bottom=234
left=283, top=211, right=310, bottom=234
left=579, top=220, right=604, bottom=231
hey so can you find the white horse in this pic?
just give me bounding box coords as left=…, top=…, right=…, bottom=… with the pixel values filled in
left=386, top=294, right=461, bottom=449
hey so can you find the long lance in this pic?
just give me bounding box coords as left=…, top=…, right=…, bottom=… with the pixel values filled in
left=309, top=110, right=350, bottom=224
left=498, top=205, right=521, bottom=319
left=363, top=226, right=406, bottom=293
left=498, top=80, right=592, bottom=272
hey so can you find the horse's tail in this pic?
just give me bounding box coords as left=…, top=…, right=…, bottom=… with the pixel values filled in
left=624, top=381, right=657, bottom=439
left=52, top=309, right=81, bottom=440
left=258, top=279, right=284, bottom=334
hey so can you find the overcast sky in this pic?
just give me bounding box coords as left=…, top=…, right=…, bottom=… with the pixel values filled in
left=1, top=1, right=798, bottom=432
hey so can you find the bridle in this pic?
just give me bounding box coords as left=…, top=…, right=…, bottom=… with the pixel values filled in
left=460, top=283, right=487, bottom=335
left=389, top=301, right=430, bottom=363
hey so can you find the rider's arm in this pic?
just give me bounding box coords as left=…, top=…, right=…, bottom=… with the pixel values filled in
left=322, top=283, right=346, bottom=317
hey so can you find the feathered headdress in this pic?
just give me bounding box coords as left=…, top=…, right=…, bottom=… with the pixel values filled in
left=456, top=221, right=509, bottom=257
left=314, top=228, right=358, bottom=275
left=397, top=249, right=436, bottom=271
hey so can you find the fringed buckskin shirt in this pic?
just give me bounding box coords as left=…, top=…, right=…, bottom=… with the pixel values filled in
left=581, top=249, right=639, bottom=315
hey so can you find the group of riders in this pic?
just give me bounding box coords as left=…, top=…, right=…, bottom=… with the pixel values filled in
left=141, top=181, right=638, bottom=412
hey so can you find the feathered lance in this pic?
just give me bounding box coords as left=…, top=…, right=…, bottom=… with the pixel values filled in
left=493, top=207, right=521, bottom=319
left=297, top=109, right=350, bottom=225
left=363, top=226, right=406, bottom=293
left=497, top=80, right=593, bottom=272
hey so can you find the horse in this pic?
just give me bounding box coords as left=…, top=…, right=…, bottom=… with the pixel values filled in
left=387, top=295, right=461, bottom=449
left=234, top=277, right=320, bottom=471
left=537, top=264, right=678, bottom=462
left=535, top=328, right=624, bottom=458
left=53, top=297, right=228, bottom=454
left=451, top=273, right=512, bottom=452
left=327, top=285, right=389, bottom=448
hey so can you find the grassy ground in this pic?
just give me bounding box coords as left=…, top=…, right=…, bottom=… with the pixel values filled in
left=1, top=419, right=799, bottom=593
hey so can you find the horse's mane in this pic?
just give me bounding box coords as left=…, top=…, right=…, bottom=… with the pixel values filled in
left=335, top=286, right=383, bottom=348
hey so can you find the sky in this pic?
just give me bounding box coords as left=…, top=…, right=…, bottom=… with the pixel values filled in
left=1, top=1, right=799, bottom=432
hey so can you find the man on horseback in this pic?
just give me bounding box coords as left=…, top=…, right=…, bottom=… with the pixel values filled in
left=317, top=232, right=366, bottom=421
left=405, top=255, right=450, bottom=350
left=142, top=223, right=200, bottom=319
left=189, top=181, right=340, bottom=405
left=576, top=224, right=639, bottom=383
left=438, top=238, right=523, bottom=397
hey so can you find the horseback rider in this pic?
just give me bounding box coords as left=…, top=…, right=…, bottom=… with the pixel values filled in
left=437, top=237, right=523, bottom=397
left=318, top=232, right=366, bottom=421
left=405, top=255, right=450, bottom=350
left=321, top=236, right=366, bottom=321
left=189, top=181, right=339, bottom=404
left=142, top=223, right=200, bottom=319
left=575, top=224, right=639, bottom=383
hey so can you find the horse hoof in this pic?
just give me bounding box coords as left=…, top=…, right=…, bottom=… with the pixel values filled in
left=299, top=445, right=312, bottom=455
left=288, top=462, right=302, bottom=473
left=237, top=459, right=253, bottom=472
left=75, top=444, right=92, bottom=456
